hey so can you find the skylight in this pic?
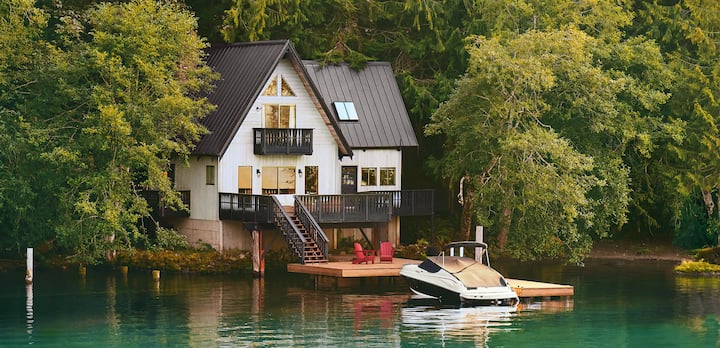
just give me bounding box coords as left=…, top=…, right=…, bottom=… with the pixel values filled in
left=334, top=101, right=358, bottom=121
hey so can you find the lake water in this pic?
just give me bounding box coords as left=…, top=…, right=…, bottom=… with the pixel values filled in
left=0, top=259, right=718, bottom=347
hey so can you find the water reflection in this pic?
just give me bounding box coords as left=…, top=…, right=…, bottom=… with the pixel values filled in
left=401, top=302, right=516, bottom=347
left=674, top=275, right=720, bottom=342
left=8, top=261, right=707, bottom=348
left=25, top=283, right=33, bottom=342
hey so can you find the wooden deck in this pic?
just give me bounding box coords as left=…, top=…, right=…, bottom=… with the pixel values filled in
left=287, top=259, right=574, bottom=298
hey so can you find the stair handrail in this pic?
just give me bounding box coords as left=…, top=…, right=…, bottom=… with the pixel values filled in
left=270, top=196, right=307, bottom=263
left=294, top=196, right=329, bottom=260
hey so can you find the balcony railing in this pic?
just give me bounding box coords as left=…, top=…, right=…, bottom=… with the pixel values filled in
left=254, top=128, right=313, bottom=155
left=142, top=190, right=190, bottom=217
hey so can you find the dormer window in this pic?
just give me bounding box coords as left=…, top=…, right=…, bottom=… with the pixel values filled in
left=263, top=74, right=295, bottom=96
left=334, top=101, right=358, bottom=121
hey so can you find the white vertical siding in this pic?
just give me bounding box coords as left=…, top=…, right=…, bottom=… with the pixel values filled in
left=219, top=60, right=342, bottom=195
left=175, top=156, right=219, bottom=221
left=338, top=148, right=403, bottom=192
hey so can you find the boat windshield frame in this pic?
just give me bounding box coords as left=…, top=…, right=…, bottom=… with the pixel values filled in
left=438, top=241, right=492, bottom=268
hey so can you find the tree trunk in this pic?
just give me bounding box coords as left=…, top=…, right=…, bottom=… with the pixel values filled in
left=702, top=190, right=714, bottom=217
left=459, top=183, right=474, bottom=241
left=497, top=206, right=512, bottom=251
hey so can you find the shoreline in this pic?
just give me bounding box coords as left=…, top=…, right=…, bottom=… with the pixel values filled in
left=587, top=239, right=691, bottom=263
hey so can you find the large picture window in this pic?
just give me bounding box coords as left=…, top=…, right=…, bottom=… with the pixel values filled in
left=261, top=167, right=296, bottom=194
left=264, top=104, right=295, bottom=128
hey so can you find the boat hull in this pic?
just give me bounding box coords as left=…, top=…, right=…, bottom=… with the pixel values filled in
left=400, top=264, right=518, bottom=306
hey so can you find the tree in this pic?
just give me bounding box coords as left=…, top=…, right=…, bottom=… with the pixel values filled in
left=0, top=0, right=60, bottom=255
left=633, top=0, right=720, bottom=246
left=0, top=0, right=216, bottom=263
left=426, top=23, right=672, bottom=263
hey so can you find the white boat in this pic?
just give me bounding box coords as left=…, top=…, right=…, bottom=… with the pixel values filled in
left=399, top=241, right=519, bottom=306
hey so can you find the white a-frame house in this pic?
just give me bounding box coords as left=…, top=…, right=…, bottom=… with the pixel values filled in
left=155, top=40, right=432, bottom=263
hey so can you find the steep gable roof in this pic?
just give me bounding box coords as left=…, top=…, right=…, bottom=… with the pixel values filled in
left=303, top=61, right=419, bottom=149
left=194, top=40, right=352, bottom=157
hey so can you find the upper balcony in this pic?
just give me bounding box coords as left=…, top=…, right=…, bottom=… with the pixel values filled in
left=254, top=128, right=313, bottom=155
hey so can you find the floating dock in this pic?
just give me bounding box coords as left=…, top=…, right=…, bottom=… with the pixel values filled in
left=287, top=258, right=574, bottom=299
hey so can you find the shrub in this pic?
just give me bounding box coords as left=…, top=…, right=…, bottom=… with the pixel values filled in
left=114, top=249, right=252, bottom=274
left=675, top=259, right=720, bottom=274
left=395, top=239, right=430, bottom=260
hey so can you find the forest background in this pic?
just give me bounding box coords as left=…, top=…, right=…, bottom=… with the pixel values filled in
left=1, top=0, right=719, bottom=265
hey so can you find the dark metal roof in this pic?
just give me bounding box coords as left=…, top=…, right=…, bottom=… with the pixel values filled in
left=194, top=40, right=351, bottom=157
left=303, top=61, right=419, bottom=149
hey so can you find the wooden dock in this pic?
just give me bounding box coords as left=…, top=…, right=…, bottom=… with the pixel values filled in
left=287, top=258, right=574, bottom=298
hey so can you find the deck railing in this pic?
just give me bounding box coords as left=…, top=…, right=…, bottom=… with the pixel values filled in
left=253, top=128, right=313, bottom=155
left=218, top=190, right=434, bottom=223
left=371, top=189, right=435, bottom=216
left=218, top=193, right=273, bottom=223
left=296, top=194, right=392, bottom=223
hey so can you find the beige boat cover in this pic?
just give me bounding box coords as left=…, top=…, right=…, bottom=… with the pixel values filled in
left=429, top=256, right=504, bottom=288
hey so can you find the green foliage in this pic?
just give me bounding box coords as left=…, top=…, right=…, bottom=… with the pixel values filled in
left=152, top=227, right=190, bottom=251
left=115, top=249, right=252, bottom=273
left=0, top=0, right=216, bottom=263
left=673, top=197, right=717, bottom=249
left=6, top=0, right=720, bottom=264
left=395, top=239, right=430, bottom=260
left=675, top=259, right=720, bottom=274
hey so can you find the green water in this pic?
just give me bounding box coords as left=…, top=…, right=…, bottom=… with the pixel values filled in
left=0, top=259, right=718, bottom=347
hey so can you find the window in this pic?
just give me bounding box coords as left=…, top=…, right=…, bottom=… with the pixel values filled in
left=263, top=74, right=295, bottom=96
left=238, top=166, right=252, bottom=194
left=380, top=167, right=396, bottom=186
left=333, top=101, right=358, bottom=121
left=264, top=104, right=295, bottom=128
left=261, top=167, right=296, bottom=194
left=361, top=167, right=377, bottom=186
left=305, top=166, right=318, bottom=194
left=205, top=165, right=215, bottom=185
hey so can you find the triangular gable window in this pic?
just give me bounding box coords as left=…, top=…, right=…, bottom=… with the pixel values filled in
left=263, top=74, right=295, bottom=96
left=281, top=77, right=294, bottom=96
left=334, top=101, right=358, bottom=121
left=263, top=78, right=277, bottom=96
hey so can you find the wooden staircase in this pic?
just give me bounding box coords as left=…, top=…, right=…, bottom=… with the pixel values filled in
left=272, top=201, right=329, bottom=264
left=285, top=207, right=327, bottom=263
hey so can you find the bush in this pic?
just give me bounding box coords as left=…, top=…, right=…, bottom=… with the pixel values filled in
left=114, top=249, right=252, bottom=273
left=673, top=198, right=717, bottom=249
left=153, top=227, right=190, bottom=251
left=395, top=239, right=430, bottom=260
left=675, top=259, right=720, bottom=274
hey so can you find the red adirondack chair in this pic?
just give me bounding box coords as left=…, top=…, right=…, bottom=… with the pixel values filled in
left=352, top=242, right=375, bottom=264
left=379, top=242, right=393, bottom=263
